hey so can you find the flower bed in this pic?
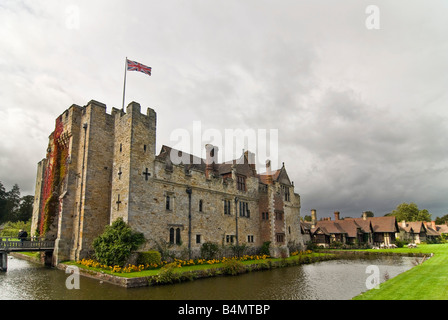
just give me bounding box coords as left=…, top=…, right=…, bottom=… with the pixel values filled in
left=66, top=251, right=336, bottom=287
left=77, top=254, right=271, bottom=274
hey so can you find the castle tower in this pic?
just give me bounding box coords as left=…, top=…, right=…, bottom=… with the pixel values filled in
left=32, top=100, right=116, bottom=263
left=110, top=102, right=157, bottom=234
left=70, top=101, right=115, bottom=261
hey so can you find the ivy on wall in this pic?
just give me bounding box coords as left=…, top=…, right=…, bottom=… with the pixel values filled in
left=38, top=116, right=69, bottom=236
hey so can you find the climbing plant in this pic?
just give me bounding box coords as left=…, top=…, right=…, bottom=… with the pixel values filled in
left=39, top=116, right=69, bottom=236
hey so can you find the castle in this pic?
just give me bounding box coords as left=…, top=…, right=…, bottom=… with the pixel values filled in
left=31, top=100, right=304, bottom=264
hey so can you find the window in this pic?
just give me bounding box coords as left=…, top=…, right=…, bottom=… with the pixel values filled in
left=236, top=175, right=246, bottom=191
left=166, top=195, right=171, bottom=211
left=262, top=212, right=269, bottom=220
left=281, top=185, right=290, bottom=202
left=247, top=235, right=254, bottom=243
left=143, top=144, right=147, bottom=152
left=119, top=143, right=122, bottom=152
left=196, top=234, right=201, bottom=244
left=276, top=233, right=285, bottom=243
left=275, top=211, right=283, bottom=221
left=199, top=200, right=203, bottom=212
left=224, top=200, right=231, bottom=215
left=176, top=228, right=181, bottom=245
left=239, top=201, right=250, bottom=217
left=226, top=235, right=235, bottom=244
left=169, top=228, right=175, bottom=244
left=169, top=227, right=181, bottom=245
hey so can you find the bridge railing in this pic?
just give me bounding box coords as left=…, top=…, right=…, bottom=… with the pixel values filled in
left=0, top=237, right=55, bottom=251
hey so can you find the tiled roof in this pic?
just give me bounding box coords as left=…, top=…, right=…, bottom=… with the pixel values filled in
left=366, top=216, right=399, bottom=233
left=155, top=145, right=263, bottom=179
left=398, top=221, right=426, bottom=233
left=312, top=216, right=398, bottom=236
left=258, top=169, right=281, bottom=184
left=436, top=224, right=448, bottom=234
left=425, top=226, right=440, bottom=236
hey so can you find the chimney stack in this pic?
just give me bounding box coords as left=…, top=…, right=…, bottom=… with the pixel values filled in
left=205, top=144, right=218, bottom=179
left=265, top=159, right=273, bottom=184
left=401, top=220, right=407, bottom=228
left=431, top=220, right=436, bottom=230
left=244, top=150, right=256, bottom=173
left=311, top=209, right=317, bottom=228
left=362, top=211, right=367, bottom=220
left=334, top=211, right=340, bottom=221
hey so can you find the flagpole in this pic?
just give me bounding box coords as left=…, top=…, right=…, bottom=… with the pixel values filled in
left=122, top=57, right=128, bottom=111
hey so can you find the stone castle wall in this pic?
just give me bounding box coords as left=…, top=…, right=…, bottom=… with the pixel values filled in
left=32, top=100, right=304, bottom=264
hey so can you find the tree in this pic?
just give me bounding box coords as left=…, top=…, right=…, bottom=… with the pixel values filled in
left=435, top=214, right=448, bottom=225
left=364, top=211, right=374, bottom=218
left=92, top=217, right=145, bottom=266
left=3, top=184, right=21, bottom=222
left=0, top=182, right=33, bottom=223
left=389, top=202, right=431, bottom=222
left=17, top=195, right=34, bottom=222
left=302, top=215, right=312, bottom=222
left=0, top=181, right=6, bottom=223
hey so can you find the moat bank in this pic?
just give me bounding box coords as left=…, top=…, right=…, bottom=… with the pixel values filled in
left=1, top=253, right=418, bottom=300
left=353, top=243, right=448, bottom=299
left=60, top=253, right=339, bottom=288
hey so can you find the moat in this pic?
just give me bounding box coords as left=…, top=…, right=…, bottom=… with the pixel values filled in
left=0, top=255, right=419, bottom=300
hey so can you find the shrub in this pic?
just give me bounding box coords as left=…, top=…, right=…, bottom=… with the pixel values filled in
left=137, top=250, right=161, bottom=266
left=230, top=243, right=247, bottom=257
left=0, top=220, right=31, bottom=237
left=394, top=238, right=408, bottom=248
left=156, top=262, right=180, bottom=284
left=221, top=259, right=245, bottom=276
left=200, top=242, right=219, bottom=260
left=260, top=241, right=271, bottom=256
left=92, top=217, right=145, bottom=267
left=329, top=241, right=343, bottom=249
left=305, top=241, right=320, bottom=251
left=258, top=261, right=271, bottom=270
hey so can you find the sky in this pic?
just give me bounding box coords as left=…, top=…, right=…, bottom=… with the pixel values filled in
left=1, top=0, right=447, bottom=219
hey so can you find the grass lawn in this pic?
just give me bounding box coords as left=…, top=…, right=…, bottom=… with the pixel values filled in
left=353, top=243, right=448, bottom=300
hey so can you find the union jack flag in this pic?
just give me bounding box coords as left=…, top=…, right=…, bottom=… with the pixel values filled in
left=127, top=59, right=152, bottom=76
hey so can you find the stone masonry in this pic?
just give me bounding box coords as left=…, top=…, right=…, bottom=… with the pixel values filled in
left=32, top=100, right=304, bottom=264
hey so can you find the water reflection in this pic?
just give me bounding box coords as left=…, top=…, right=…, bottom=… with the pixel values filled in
left=0, top=254, right=418, bottom=300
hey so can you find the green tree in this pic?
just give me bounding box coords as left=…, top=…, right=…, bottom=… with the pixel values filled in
left=435, top=214, right=448, bottom=225
left=0, top=181, right=6, bottom=223
left=3, top=184, right=21, bottom=222
left=92, top=217, right=145, bottom=266
left=17, top=195, right=34, bottom=222
left=364, top=211, right=374, bottom=217
left=389, top=202, right=431, bottom=222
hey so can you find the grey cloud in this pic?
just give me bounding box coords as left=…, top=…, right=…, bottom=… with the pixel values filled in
left=0, top=0, right=447, bottom=219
